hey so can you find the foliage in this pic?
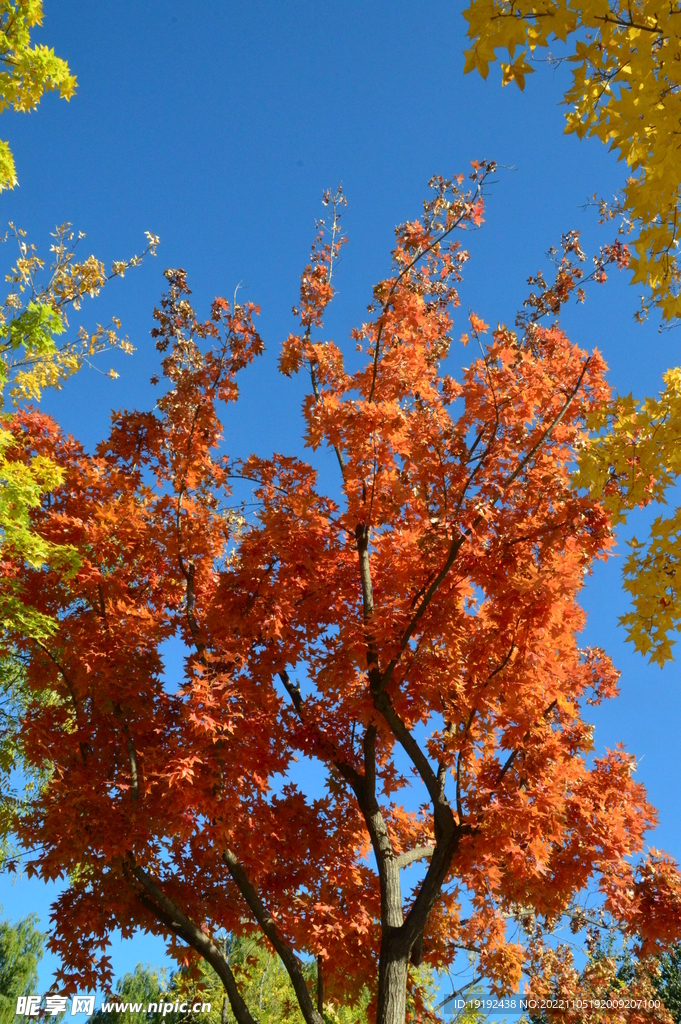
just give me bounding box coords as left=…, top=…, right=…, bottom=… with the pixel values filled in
left=89, top=964, right=174, bottom=1024
left=0, top=228, right=158, bottom=865
left=0, top=224, right=158, bottom=634
left=0, top=913, right=44, bottom=1024
left=0, top=0, right=76, bottom=191
left=460, top=2, right=681, bottom=667
left=0, top=222, right=159, bottom=408
left=574, top=371, right=681, bottom=665
left=461, top=0, right=681, bottom=325
left=93, top=938, right=374, bottom=1024
left=524, top=939, right=674, bottom=1024
left=653, top=943, right=681, bottom=1023
left=0, top=425, right=74, bottom=638
left=3, top=170, right=680, bottom=1024
left=0, top=653, right=57, bottom=868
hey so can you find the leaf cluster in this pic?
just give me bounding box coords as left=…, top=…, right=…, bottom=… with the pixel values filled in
left=0, top=913, right=44, bottom=1024
left=575, top=368, right=681, bottom=664
left=0, top=0, right=76, bottom=190
left=462, top=0, right=681, bottom=324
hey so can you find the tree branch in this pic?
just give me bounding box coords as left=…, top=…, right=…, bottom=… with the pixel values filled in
left=495, top=699, right=559, bottom=788
left=277, top=669, right=364, bottom=792
left=395, top=846, right=435, bottom=870
left=367, top=175, right=490, bottom=403
left=354, top=524, right=456, bottom=838
left=379, top=356, right=591, bottom=693
left=372, top=688, right=453, bottom=838
left=131, top=864, right=257, bottom=1024
left=223, top=850, right=323, bottom=1024
left=33, top=639, right=87, bottom=764
left=126, top=737, right=139, bottom=804
left=316, top=956, right=324, bottom=1016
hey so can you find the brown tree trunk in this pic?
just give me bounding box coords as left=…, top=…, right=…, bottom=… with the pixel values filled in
left=376, top=944, right=409, bottom=1024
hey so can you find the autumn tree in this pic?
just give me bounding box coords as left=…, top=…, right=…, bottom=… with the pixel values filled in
left=0, top=0, right=76, bottom=191
left=3, top=169, right=680, bottom=1024
left=0, top=225, right=159, bottom=864
left=461, top=1, right=681, bottom=666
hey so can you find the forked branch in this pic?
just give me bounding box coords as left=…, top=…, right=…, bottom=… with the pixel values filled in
left=131, top=863, right=257, bottom=1024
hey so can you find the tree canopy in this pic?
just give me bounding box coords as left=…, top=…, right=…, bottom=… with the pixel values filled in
left=0, top=914, right=44, bottom=1024
left=3, top=170, right=680, bottom=1024
left=0, top=224, right=159, bottom=637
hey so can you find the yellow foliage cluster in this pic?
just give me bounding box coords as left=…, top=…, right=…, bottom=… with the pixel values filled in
left=0, top=0, right=76, bottom=190
left=575, top=370, right=681, bottom=665
left=0, top=222, right=158, bottom=406
left=462, top=0, right=681, bottom=324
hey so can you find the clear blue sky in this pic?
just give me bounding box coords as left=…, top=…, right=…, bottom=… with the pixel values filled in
left=1, top=0, right=679, bottom=1007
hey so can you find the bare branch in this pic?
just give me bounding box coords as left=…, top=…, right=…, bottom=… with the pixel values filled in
left=395, top=846, right=435, bottom=870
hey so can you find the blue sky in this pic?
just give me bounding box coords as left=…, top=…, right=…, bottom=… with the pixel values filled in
left=1, top=0, right=680, bottom=1009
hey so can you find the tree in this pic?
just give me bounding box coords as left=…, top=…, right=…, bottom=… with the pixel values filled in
left=0, top=0, right=76, bottom=191
left=461, top=0, right=681, bottom=325
left=654, top=943, right=681, bottom=1023
left=3, top=169, right=680, bottom=1024
left=460, top=3, right=681, bottom=665
left=89, top=964, right=174, bottom=1024
left=524, top=941, right=674, bottom=1024
left=0, top=914, right=44, bottom=1024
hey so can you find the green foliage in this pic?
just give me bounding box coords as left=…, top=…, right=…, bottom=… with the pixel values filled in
left=89, top=965, right=177, bottom=1024
left=96, top=938, right=376, bottom=1024
left=0, top=0, right=76, bottom=191
left=0, top=425, right=76, bottom=640
left=0, top=914, right=44, bottom=1024
left=654, top=943, right=681, bottom=1023
left=0, top=652, right=61, bottom=870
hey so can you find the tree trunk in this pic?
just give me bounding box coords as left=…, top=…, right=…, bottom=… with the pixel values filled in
left=376, top=944, right=409, bottom=1024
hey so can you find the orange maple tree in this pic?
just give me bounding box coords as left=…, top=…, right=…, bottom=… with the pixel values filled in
left=3, top=164, right=680, bottom=1024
